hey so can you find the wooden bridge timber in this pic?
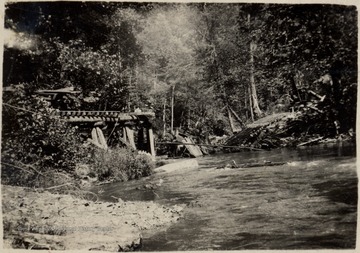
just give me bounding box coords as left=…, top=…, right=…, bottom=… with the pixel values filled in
left=31, top=87, right=156, bottom=156
left=58, top=111, right=155, bottom=123
left=58, top=110, right=156, bottom=157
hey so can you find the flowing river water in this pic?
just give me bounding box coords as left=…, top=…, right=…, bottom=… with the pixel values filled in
left=95, top=142, right=357, bottom=250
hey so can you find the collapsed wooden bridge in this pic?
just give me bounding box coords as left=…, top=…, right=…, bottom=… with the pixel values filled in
left=58, top=110, right=156, bottom=156
left=35, top=87, right=156, bottom=156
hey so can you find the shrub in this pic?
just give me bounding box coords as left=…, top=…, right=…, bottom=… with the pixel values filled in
left=131, top=153, right=154, bottom=179
left=1, top=84, right=85, bottom=187
left=89, top=147, right=154, bottom=182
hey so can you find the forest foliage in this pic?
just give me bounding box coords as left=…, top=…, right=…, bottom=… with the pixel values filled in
left=2, top=2, right=358, bottom=182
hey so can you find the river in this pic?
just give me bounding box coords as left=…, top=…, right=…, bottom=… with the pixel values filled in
left=95, top=142, right=357, bottom=250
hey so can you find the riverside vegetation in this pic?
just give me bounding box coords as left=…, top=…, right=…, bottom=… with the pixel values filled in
left=2, top=85, right=155, bottom=188
left=1, top=87, right=163, bottom=250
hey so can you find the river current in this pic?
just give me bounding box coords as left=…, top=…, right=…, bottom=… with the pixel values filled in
left=96, top=142, right=357, bottom=250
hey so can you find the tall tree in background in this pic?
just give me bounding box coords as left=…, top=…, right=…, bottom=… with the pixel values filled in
left=3, top=2, right=357, bottom=137
left=258, top=4, right=357, bottom=130
left=135, top=4, right=206, bottom=132
left=4, top=2, right=143, bottom=111
left=247, top=9, right=264, bottom=119
left=198, top=4, right=264, bottom=122
left=197, top=4, right=244, bottom=120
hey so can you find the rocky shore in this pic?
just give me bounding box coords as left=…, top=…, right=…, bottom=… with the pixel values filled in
left=2, top=185, right=184, bottom=251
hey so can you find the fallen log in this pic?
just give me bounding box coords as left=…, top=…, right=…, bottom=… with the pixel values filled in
left=216, top=160, right=286, bottom=169
left=297, top=137, right=323, bottom=147
left=157, top=142, right=263, bottom=151
left=237, top=161, right=286, bottom=168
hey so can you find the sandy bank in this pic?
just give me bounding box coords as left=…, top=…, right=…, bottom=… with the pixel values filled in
left=2, top=185, right=184, bottom=251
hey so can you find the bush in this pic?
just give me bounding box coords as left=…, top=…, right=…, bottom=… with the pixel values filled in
left=1, top=84, right=85, bottom=187
left=132, top=153, right=155, bottom=179
left=89, top=147, right=154, bottom=182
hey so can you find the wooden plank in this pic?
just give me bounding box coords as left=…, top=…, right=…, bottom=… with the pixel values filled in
left=122, top=127, right=127, bottom=143
left=227, top=107, right=243, bottom=133
left=184, top=137, right=203, bottom=157
left=148, top=128, right=156, bottom=157
left=157, top=142, right=263, bottom=151
left=66, top=117, right=102, bottom=123
left=175, top=136, right=202, bottom=157
left=229, top=106, right=245, bottom=129
left=297, top=137, right=323, bottom=147
left=96, top=127, right=108, bottom=150
left=60, top=111, right=155, bottom=123
left=36, top=88, right=81, bottom=95
left=91, top=128, right=99, bottom=145
left=228, top=107, right=235, bottom=133
left=90, top=128, right=107, bottom=150
left=216, top=161, right=286, bottom=169
left=125, top=127, right=136, bottom=149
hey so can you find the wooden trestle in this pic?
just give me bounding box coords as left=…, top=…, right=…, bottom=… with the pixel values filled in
left=59, top=111, right=156, bottom=157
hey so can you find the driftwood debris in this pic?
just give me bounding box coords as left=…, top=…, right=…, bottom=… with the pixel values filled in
left=217, top=160, right=286, bottom=169
left=158, top=142, right=263, bottom=151
left=223, top=111, right=329, bottom=149
left=224, top=125, right=279, bottom=149
left=297, top=137, right=323, bottom=147
left=227, top=106, right=244, bottom=133
left=175, top=135, right=203, bottom=157
left=308, top=90, right=326, bottom=102
left=236, top=161, right=286, bottom=168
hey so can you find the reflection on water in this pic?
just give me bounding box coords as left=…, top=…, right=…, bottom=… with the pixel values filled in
left=95, top=142, right=357, bottom=250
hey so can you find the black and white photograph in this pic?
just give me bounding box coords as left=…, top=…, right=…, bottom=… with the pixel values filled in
left=1, top=0, right=358, bottom=251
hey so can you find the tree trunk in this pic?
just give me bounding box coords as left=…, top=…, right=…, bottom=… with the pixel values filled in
left=244, top=85, right=249, bottom=121
left=163, top=99, right=166, bottom=137
left=171, top=85, right=175, bottom=134
left=249, top=41, right=262, bottom=118
left=248, top=86, right=254, bottom=122
left=227, top=107, right=236, bottom=132
left=248, top=14, right=262, bottom=119
left=187, top=107, right=191, bottom=129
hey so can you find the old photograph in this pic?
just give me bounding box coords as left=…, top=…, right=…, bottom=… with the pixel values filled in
left=1, top=0, right=358, bottom=251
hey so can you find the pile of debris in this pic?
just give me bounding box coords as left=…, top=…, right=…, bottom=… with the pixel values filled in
left=224, top=113, right=295, bottom=150
left=223, top=107, right=346, bottom=150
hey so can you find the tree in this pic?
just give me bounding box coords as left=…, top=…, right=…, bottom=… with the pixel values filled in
left=4, top=2, right=148, bottom=111
left=135, top=4, right=206, bottom=132
left=3, top=2, right=357, bottom=143
left=258, top=4, right=357, bottom=132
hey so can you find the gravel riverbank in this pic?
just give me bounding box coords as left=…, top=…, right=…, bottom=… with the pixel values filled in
left=2, top=185, right=184, bottom=251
